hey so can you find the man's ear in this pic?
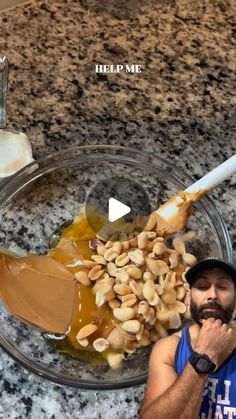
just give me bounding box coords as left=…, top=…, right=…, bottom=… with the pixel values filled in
left=185, top=288, right=191, bottom=306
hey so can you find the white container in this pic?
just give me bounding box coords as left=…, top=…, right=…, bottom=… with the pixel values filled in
left=0, top=54, right=33, bottom=178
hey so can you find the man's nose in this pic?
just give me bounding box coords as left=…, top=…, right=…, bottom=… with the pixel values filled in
left=206, top=285, right=218, bottom=300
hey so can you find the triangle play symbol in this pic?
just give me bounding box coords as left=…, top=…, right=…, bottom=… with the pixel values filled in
left=108, top=198, right=131, bottom=222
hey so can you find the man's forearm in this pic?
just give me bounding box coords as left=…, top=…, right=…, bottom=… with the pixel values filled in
left=139, top=362, right=208, bottom=419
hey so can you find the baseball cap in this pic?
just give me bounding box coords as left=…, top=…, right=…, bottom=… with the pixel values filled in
left=185, top=257, right=236, bottom=287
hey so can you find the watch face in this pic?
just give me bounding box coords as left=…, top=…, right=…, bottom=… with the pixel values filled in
left=196, top=358, right=210, bottom=372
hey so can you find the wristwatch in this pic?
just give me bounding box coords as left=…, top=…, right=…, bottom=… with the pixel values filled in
left=189, top=351, right=216, bottom=374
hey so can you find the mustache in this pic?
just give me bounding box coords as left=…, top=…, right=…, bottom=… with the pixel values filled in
left=199, top=301, right=223, bottom=311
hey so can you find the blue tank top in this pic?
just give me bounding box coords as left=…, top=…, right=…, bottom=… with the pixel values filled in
left=175, top=327, right=236, bottom=419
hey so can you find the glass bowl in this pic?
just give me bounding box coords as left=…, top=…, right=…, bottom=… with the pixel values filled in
left=0, top=145, right=232, bottom=389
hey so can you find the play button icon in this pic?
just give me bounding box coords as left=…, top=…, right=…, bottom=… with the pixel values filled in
left=108, top=198, right=131, bottom=222
left=85, top=176, right=152, bottom=241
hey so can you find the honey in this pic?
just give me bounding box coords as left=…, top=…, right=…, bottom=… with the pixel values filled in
left=47, top=210, right=118, bottom=364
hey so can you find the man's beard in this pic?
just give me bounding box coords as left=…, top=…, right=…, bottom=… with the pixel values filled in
left=190, top=299, right=235, bottom=325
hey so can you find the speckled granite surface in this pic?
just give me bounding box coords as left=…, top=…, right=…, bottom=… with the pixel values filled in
left=0, top=0, right=235, bottom=417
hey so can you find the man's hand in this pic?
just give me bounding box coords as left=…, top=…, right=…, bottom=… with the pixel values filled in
left=194, top=318, right=236, bottom=369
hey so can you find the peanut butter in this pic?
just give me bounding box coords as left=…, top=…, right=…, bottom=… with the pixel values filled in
left=0, top=254, right=77, bottom=334
left=155, top=190, right=206, bottom=235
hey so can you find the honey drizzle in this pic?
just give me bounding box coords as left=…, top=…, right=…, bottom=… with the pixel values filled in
left=46, top=212, right=118, bottom=364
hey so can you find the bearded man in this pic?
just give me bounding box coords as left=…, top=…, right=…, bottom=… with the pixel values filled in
left=139, top=258, right=236, bottom=419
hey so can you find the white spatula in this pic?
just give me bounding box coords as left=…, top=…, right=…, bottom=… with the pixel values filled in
left=156, top=154, right=236, bottom=234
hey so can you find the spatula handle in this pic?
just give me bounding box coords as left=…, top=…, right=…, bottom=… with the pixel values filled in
left=185, top=154, right=236, bottom=194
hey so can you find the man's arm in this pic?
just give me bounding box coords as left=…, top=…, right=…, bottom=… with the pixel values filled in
left=139, top=336, right=208, bottom=419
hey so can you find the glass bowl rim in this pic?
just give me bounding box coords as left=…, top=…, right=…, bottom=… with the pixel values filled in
left=0, top=145, right=233, bottom=389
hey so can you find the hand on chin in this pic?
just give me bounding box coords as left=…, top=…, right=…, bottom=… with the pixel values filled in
left=199, top=315, right=218, bottom=325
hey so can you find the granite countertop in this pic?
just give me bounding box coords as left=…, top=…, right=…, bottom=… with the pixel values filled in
left=0, top=0, right=235, bottom=417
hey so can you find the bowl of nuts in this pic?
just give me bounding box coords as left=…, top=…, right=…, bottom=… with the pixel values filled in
left=0, top=145, right=232, bottom=389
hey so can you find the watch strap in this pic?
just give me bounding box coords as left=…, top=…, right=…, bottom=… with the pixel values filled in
left=189, top=351, right=216, bottom=374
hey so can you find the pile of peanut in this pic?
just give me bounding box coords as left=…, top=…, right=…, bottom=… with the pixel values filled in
left=74, top=220, right=197, bottom=368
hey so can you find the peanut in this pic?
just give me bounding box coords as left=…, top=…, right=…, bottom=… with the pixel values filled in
left=144, top=212, right=157, bottom=231
left=176, top=286, right=186, bottom=300
left=91, top=255, right=106, bottom=265
left=107, top=262, right=119, bottom=277
left=165, top=271, right=176, bottom=287
left=169, top=252, right=179, bottom=269
left=113, top=283, right=131, bottom=296
left=122, top=241, right=130, bottom=251
left=83, top=259, right=97, bottom=269
left=113, top=307, right=135, bottom=322
left=143, top=272, right=155, bottom=282
left=137, top=232, right=148, bottom=249
left=182, top=253, right=197, bottom=266
left=95, top=290, right=105, bottom=307
left=75, top=271, right=91, bottom=286
left=146, top=258, right=169, bottom=276
left=129, top=236, right=138, bottom=247
left=108, top=299, right=121, bottom=309
left=153, top=242, right=167, bottom=255
left=128, top=249, right=145, bottom=266
left=92, top=277, right=114, bottom=294
left=115, top=270, right=130, bottom=283
left=88, top=265, right=105, bottom=281
left=146, top=232, right=157, bottom=240
left=115, top=252, right=130, bottom=267
left=138, top=300, right=149, bottom=316
left=93, top=338, right=109, bottom=352
left=121, top=320, right=141, bottom=334
left=77, top=338, right=89, bottom=347
left=136, top=324, right=144, bottom=341
left=129, top=280, right=143, bottom=298
left=96, top=244, right=106, bottom=256
left=149, top=293, right=160, bottom=306
left=161, top=287, right=177, bottom=304
left=143, top=280, right=156, bottom=301
left=173, top=238, right=186, bottom=255
left=104, top=289, right=116, bottom=302
left=153, top=237, right=164, bottom=243
left=106, top=352, right=123, bottom=369
left=143, top=307, right=156, bottom=324
left=104, top=239, right=115, bottom=249
left=126, top=265, right=142, bottom=280
left=113, top=241, right=123, bottom=254
left=121, top=293, right=137, bottom=307
left=107, top=328, right=125, bottom=348
left=104, top=248, right=119, bottom=262
left=146, top=241, right=154, bottom=251
left=173, top=300, right=186, bottom=313
left=76, top=323, right=98, bottom=340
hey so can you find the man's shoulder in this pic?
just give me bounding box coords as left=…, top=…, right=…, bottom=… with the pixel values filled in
left=151, top=332, right=181, bottom=365
left=154, top=327, right=184, bottom=350
left=152, top=324, right=198, bottom=364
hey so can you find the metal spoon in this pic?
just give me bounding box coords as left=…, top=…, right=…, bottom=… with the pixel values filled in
left=0, top=54, right=34, bottom=178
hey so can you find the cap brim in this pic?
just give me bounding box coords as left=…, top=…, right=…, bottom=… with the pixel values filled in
left=185, top=258, right=236, bottom=286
